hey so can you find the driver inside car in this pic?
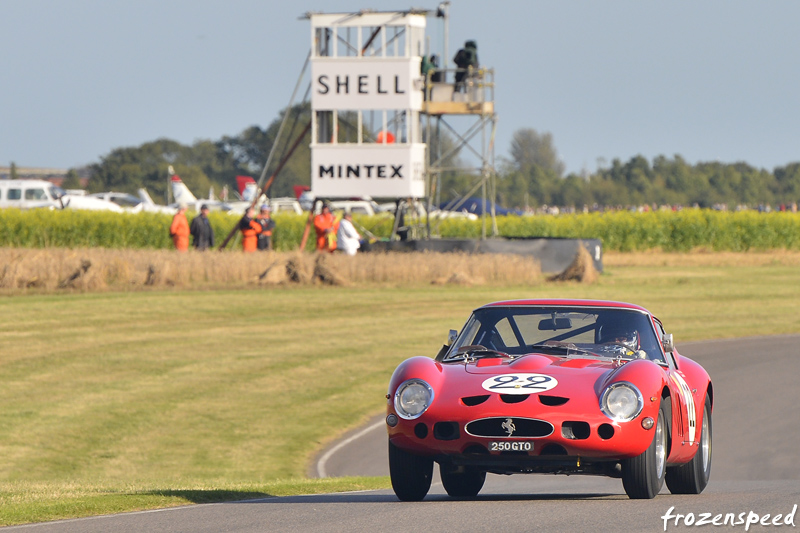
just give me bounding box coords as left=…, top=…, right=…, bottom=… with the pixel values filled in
left=597, top=323, right=647, bottom=359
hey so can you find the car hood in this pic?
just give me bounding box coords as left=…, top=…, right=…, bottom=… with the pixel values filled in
left=456, top=354, right=622, bottom=399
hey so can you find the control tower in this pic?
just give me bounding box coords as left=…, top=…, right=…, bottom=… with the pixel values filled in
left=306, top=8, right=497, bottom=237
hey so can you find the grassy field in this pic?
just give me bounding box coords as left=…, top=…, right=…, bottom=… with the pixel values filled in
left=2, top=252, right=800, bottom=525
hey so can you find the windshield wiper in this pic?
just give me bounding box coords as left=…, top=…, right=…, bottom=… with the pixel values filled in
left=445, top=345, right=510, bottom=363
left=528, top=343, right=600, bottom=358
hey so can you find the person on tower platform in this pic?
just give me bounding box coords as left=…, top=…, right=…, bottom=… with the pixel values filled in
left=453, top=40, right=478, bottom=92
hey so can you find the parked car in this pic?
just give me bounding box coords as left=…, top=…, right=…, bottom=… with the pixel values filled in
left=386, top=299, right=712, bottom=500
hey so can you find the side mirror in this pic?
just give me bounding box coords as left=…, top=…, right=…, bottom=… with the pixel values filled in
left=662, top=333, right=674, bottom=353
left=446, top=329, right=458, bottom=346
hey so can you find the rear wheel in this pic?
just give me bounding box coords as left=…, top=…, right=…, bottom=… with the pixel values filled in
left=622, top=399, right=668, bottom=499
left=440, top=464, right=486, bottom=498
left=389, top=440, right=433, bottom=501
left=666, top=393, right=712, bottom=494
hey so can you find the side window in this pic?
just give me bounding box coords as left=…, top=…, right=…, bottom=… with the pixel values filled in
left=653, top=320, right=675, bottom=367
left=25, top=188, right=47, bottom=200
left=7, top=188, right=22, bottom=200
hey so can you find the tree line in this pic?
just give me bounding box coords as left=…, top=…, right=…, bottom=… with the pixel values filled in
left=84, top=106, right=800, bottom=210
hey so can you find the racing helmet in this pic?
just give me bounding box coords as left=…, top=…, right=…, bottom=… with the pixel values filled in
left=598, top=322, right=640, bottom=351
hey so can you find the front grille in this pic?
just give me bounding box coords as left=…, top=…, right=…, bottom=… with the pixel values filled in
left=465, top=417, right=554, bottom=438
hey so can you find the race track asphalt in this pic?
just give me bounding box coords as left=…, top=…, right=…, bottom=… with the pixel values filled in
left=6, top=336, right=800, bottom=533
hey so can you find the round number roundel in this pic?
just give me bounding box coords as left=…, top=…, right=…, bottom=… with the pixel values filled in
left=481, top=373, right=558, bottom=395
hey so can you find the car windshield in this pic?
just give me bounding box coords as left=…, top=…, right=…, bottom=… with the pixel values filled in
left=444, top=306, right=664, bottom=363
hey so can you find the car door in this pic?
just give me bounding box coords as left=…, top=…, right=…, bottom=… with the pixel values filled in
left=654, top=319, right=696, bottom=448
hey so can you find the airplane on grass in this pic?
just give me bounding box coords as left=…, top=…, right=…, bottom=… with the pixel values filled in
left=87, top=189, right=175, bottom=214
left=170, top=174, right=256, bottom=215
left=170, top=173, right=302, bottom=215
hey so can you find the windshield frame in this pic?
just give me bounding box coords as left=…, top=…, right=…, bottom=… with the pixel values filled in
left=440, top=305, right=665, bottom=364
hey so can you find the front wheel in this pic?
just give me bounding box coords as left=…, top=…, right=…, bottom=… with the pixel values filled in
left=622, top=399, right=668, bottom=499
left=389, top=440, right=433, bottom=501
left=666, top=393, right=712, bottom=494
left=440, top=464, right=486, bottom=498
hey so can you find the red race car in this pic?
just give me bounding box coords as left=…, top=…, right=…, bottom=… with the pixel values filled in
left=386, top=299, right=712, bottom=500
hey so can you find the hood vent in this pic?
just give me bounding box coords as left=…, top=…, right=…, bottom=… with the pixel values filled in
left=500, top=394, right=529, bottom=404
left=461, top=395, right=490, bottom=406
left=538, top=395, right=569, bottom=406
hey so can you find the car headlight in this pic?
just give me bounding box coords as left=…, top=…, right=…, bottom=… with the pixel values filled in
left=600, top=382, right=643, bottom=422
left=394, top=379, right=434, bottom=420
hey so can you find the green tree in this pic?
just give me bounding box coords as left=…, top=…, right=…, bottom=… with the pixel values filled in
left=774, top=163, right=800, bottom=204
left=88, top=139, right=216, bottom=201
left=61, top=169, right=82, bottom=190
left=509, top=128, right=565, bottom=177
left=216, top=103, right=313, bottom=198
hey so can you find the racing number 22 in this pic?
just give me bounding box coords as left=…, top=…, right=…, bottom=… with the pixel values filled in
left=488, top=375, right=552, bottom=390
left=481, top=373, right=559, bottom=395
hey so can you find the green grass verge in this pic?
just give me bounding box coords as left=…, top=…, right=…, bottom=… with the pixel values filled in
left=2, top=261, right=800, bottom=525
left=0, top=477, right=389, bottom=526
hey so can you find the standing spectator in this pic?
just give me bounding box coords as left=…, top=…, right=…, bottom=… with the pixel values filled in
left=256, top=204, right=276, bottom=251
left=336, top=212, right=361, bottom=256
left=170, top=204, right=190, bottom=252
left=313, top=203, right=338, bottom=253
left=190, top=204, right=214, bottom=251
left=453, top=40, right=478, bottom=91
left=429, top=54, right=443, bottom=82
left=239, top=206, right=262, bottom=253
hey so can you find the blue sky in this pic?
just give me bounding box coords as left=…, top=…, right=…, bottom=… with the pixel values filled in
left=2, top=0, right=799, bottom=175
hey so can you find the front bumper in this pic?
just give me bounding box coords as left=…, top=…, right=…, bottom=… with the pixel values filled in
left=387, top=394, right=658, bottom=474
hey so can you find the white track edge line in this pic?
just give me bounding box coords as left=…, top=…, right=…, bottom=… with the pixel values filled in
left=316, top=420, right=385, bottom=478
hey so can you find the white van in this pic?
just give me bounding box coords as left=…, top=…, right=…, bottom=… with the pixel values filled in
left=0, top=180, right=124, bottom=212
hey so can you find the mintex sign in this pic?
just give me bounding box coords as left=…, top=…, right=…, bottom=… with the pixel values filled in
left=311, top=58, right=423, bottom=111
left=312, top=144, right=426, bottom=198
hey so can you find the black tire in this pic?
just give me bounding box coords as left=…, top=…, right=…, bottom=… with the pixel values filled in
left=622, top=399, right=668, bottom=499
left=440, top=464, right=486, bottom=498
left=389, top=440, right=433, bottom=501
left=666, top=393, right=712, bottom=494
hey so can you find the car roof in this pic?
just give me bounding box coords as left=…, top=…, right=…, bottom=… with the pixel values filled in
left=478, top=299, right=650, bottom=314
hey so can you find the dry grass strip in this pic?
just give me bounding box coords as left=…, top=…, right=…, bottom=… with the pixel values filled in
left=0, top=248, right=545, bottom=293
left=603, top=249, right=800, bottom=267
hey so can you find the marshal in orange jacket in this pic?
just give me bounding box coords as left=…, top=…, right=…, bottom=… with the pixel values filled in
left=170, top=211, right=190, bottom=252
left=313, top=211, right=339, bottom=252
left=241, top=219, right=262, bottom=252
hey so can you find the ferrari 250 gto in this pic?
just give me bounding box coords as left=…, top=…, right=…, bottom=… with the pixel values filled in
left=386, top=299, right=712, bottom=500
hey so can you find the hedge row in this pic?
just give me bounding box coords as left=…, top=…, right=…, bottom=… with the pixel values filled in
left=1, top=208, right=799, bottom=252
